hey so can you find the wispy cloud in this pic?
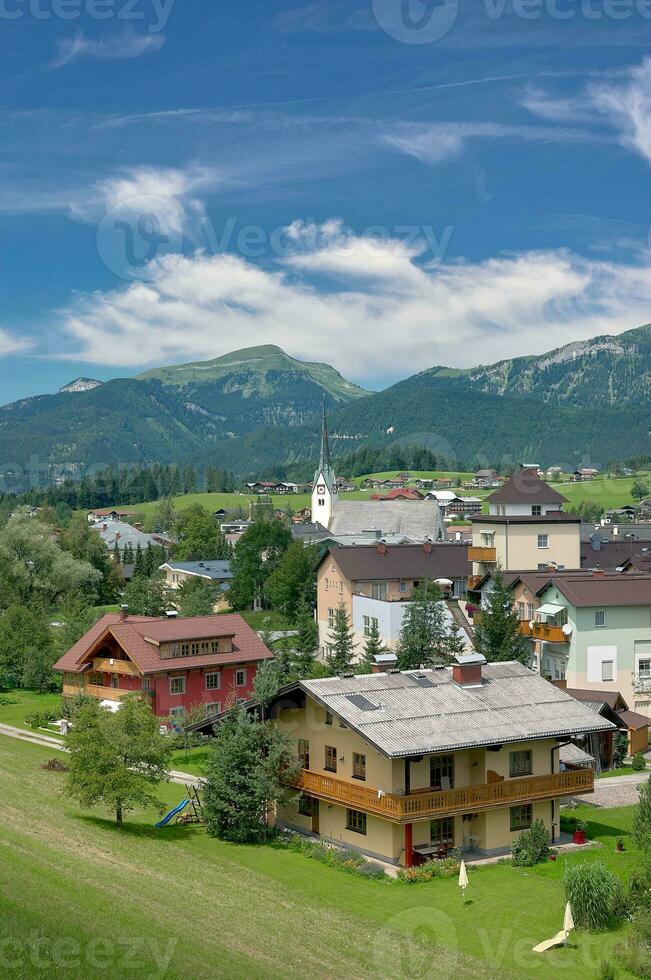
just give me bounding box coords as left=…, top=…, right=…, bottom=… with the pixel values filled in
left=0, top=329, right=34, bottom=358
left=50, top=220, right=651, bottom=383
left=49, top=30, right=165, bottom=70
left=523, top=57, right=651, bottom=167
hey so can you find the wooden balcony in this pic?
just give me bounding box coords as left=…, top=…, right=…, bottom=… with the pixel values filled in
left=288, top=768, right=593, bottom=824
left=468, top=546, right=496, bottom=562
left=531, top=622, right=568, bottom=644
left=466, top=575, right=484, bottom=591
left=93, top=657, right=139, bottom=676
left=63, top=682, right=133, bottom=701
left=517, top=620, right=533, bottom=636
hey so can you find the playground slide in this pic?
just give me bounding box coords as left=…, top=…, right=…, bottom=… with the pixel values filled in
left=156, top=799, right=189, bottom=828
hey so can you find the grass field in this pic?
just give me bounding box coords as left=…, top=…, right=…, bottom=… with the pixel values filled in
left=0, top=689, right=62, bottom=731
left=0, top=736, right=641, bottom=979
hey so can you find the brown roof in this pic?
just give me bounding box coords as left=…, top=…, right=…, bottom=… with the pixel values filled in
left=54, top=613, right=273, bottom=675
left=323, top=542, right=470, bottom=581
left=565, top=687, right=624, bottom=710
left=472, top=512, right=579, bottom=525
left=617, top=709, right=650, bottom=731
left=485, top=471, right=568, bottom=506
left=544, top=572, right=651, bottom=607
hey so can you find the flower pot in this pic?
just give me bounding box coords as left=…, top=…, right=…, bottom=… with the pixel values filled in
left=548, top=853, right=557, bottom=861
left=573, top=830, right=586, bottom=845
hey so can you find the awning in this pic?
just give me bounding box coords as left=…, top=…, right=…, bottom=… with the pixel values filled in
left=537, top=603, right=566, bottom=617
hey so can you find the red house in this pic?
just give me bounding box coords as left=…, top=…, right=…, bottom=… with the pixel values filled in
left=54, top=610, right=273, bottom=719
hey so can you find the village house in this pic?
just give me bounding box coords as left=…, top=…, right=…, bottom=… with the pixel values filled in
left=87, top=508, right=136, bottom=523
left=53, top=610, right=272, bottom=719
left=562, top=687, right=649, bottom=763
left=473, top=469, right=501, bottom=488
left=90, top=517, right=173, bottom=553
left=572, top=468, right=599, bottom=482
left=468, top=469, right=581, bottom=586
left=246, top=658, right=612, bottom=866
left=159, top=560, right=233, bottom=608
left=316, top=542, right=470, bottom=654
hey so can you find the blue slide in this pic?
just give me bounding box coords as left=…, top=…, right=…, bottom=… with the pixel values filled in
left=156, top=799, right=189, bottom=828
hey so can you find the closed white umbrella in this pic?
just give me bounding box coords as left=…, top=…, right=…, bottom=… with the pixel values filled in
left=563, top=902, right=574, bottom=934
left=458, top=859, right=468, bottom=901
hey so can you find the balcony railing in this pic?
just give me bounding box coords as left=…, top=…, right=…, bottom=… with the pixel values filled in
left=466, top=575, right=484, bottom=590
left=634, top=673, right=651, bottom=694
left=468, top=546, right=497, bottom=562
left=287, top=768, right=593, bottom=824
left=517, top=620, right=533, bottom=636
left=93, top=657, right=139, bottom=676
left=531, top=622, right=568, bottom=644
left=63, top=682, right=133, bottom=701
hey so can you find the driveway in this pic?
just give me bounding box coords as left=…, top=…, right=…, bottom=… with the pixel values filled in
left=578, top=772, right=648, bottom=808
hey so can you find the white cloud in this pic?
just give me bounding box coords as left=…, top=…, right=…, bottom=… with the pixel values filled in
left=51, top=221, right=651, bottom=383
left=49, top=30, right=165, bottom=70
left=523, top=57, right=651, bottom=167
left=0, top=329, right=34, bottom=357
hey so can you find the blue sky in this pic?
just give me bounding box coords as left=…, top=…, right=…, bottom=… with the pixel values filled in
left=0, top=0, right=650, bottom=398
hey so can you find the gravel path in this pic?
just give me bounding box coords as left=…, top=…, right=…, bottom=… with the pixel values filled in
left=578, top=772, right=648, bottom=807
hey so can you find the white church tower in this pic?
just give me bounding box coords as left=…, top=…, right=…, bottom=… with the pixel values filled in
left=311, top=400, right=337, bottom=527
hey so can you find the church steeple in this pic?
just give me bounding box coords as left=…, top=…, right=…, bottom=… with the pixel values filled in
left=311, top=397, right=336, bottom=526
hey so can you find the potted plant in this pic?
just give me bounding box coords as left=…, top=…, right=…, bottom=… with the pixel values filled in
left=573, top=819, right=588, bottom=845
left=615, top=837, right=625, bottom=853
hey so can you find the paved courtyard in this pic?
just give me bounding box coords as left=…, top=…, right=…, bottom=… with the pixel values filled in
left=578, top=772, right=648, bottom=808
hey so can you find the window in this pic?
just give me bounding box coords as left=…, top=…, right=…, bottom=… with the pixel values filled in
left=363, top=615, right=378, bottom=638
left=430, top=817, right=454, bottom=847
left=537, top=534, right=549, bottom=549
left=371, top=581, right=387, bottom=600
left=111, top=676, right=120, bottom=689
left=328, top=608, right=335, bottom=629
left=352, top=753, right=366, bottom=780
left=170, top=706, right=185, bottom=719
left=142, top=678, right=153, bottom=694
left=345, top=808, right=367, bottom=835
left=531, top=505, right=542, bottom=516
left=298, top=738, right=310, bottom=770
left=298, top=795, right=317, bottom=817
left=430, top=754, right=454, bottom=790
left=325, top=711, right=333, bottom=726
left=235, top=669, right=246, bottom=687
left=639, top=657, right=651, bottom=679
left=509, top=750, right=532, bottom=777
left=594, top=610, right=606, bottom=628
left=324, top=745, right=337, bottom=772
left=180, top=643, right=190, bottom=657
left=191, top=642, right=200, bottom=656
left=517, top=602, right=526, bottom=621
left=89, top=672, right=103, bottom=686
left=602, top=660, right=614, bottom=682
left=399, top=580, right=407, bottom=593
left=205, top=702, right=221, bottom=716
left=205, top=672, right=221, bottom=691
left=510, top=804, right=533, bottom=831
left=170, top=676, right=185, bottom=695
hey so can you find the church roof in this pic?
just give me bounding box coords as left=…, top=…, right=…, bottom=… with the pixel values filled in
left=328, top=500, right=444, bottom=541
left=314, top=399, right=336, bottom=492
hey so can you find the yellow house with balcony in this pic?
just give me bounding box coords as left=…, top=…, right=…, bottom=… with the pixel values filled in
left=267, top=655, right=612, bottom=866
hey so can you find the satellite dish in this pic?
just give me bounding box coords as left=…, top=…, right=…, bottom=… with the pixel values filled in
left=562, top=623, right=573, bottom=636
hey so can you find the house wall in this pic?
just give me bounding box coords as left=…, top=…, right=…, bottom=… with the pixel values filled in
left=472, top=521, right=580, bottom=576
left=351, top=594, right=407, bottom=651
left=316, top=554, right=353, bottom=655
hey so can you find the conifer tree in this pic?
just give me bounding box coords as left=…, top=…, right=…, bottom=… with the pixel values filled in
left=133, top=543, right=145, bottom=579
left=474, top=568, right=530, bottom=664
left=327, top=602, right=356, bottom=674
left=362, top=617, right=386, bottom=671
left=396, top=579, right=447, bottom=670
left=443, top=617, right=467, bottom=660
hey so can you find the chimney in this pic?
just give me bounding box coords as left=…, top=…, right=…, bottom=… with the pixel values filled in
left=165, top=609, right=179, bottom=618
left=423, top=541, right=432, bottom=554
left=592, top=569, right=605, bottom=578
left=371, top=653, right=398, bottom=673
left=119, top=604, right=129, bottom=622
left=452, top=652, right=486, bottom=688
left=377, top=542, right=387, bottom=556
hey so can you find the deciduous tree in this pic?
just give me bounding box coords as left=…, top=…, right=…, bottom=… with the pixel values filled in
left=474, top=569, right=530, bottom=664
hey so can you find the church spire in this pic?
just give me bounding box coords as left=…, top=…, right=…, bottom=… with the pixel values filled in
left=319, top=396, right=331, bottom=471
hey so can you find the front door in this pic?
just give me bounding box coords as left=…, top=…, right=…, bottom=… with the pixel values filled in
left=311, top=800, right=320, bottom=835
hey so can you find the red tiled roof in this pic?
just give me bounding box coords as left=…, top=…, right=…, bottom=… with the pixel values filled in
left=54, top=613, right=273, bottom=676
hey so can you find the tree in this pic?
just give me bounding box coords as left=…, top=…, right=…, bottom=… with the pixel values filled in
left=631, top=480, right=650, bottom=501
left=252, top=660, right=283, bottom=720
left=443, top=618, right=467, bottom=659
left=133, top=544, right=146, bottom=579
left=292, top=601, right=319, bottom=677
left=65, top=695, right=172, bottom=826
left=362, top=617, right=386, bottom=671
left=327, top=602, right=356, bottom=674
left=0, top=603, right=53, bottom=689
left=633, top=773, right=651, bottom=854
left=123, top=573, right=168, bottom=616
left=396, top=580, right=447, bottom=670
left=153, top=497, right=176, bottom=535
left=265, top=542, right=318, bottom=621
left=228, top=521, right=292, bottom=610
left=474, top=569, right=530, bottom=664
left=22, top=644, right=61, bottom=693
left=176, top=577, right=220, bottom=617
left=0, top=508, right=101, bottom=608
left=203, top=707, right=300, bottom=843
left=174, top=505, right=224, bottom=561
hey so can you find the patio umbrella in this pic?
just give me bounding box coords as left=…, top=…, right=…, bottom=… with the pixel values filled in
left=458, top=860, right=468, bottom=901
left=563, top=902, right=574, bottom=933
left=533, top=901, right=574, bottom=952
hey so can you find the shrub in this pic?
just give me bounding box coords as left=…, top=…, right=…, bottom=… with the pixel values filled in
left=398, top=856, right=461, bottom=883
left=564, top=861, right=626, bottom=930
left=356, top=861, right=387, bottom=879
left=598, top=960, right=616, bottom=980
left=25, top=710, right=57, bottom=730
left=631, top=753, right=647, bottom=772
left=41, top=758, right=68, bottom=772
left=512, top=819, right=551, bottom=866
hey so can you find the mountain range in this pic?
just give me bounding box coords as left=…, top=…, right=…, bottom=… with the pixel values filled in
left=1, top=328, right=650, bottom=484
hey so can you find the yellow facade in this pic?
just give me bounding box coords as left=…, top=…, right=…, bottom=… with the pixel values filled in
left=275, top=694, right=586, bottom=864
left=471, top=520, right=581, bottom=578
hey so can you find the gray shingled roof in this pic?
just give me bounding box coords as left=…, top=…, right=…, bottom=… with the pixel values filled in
left=300, top=662, right=615, bottom=758
left=329, top=500, right=443, bottom=540
left=161, top=560, right=232, bottom=580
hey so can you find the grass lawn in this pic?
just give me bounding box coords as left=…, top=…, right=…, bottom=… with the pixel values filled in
left=0, top=689, right=62, bottom=731
left=0, top=736, right=640, bottom=980
left=168, top=745, right=212, bottom=776
left=597, top=765, right=650, bottom=778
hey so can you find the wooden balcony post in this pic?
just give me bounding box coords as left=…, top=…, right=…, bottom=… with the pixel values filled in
left=404, top=823, right=414, bottom=868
